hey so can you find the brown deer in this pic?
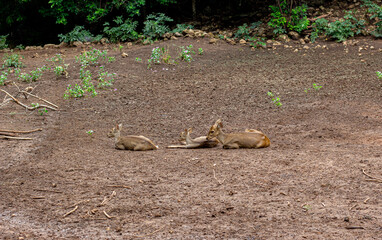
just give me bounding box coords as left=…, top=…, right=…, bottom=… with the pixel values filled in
left=107, top=124, right=158, bottom=151
left=207, top=119, right=270, bottom=149
left=167, top=128, right=219, bottom=149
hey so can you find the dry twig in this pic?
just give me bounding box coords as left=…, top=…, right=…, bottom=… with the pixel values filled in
left=100, top=191, right=116, bottom=206
left=70, top=199, right=90, bottom=208
left=212, top=164, right=225, bottom=185
left=63, top=206, right=78, bottom=217
left=0, top=136, right=33, bottom=140
left=106, top=185, right=131, bottom=189
left=362, top=169, right=382, bottom=183
left=33, top=188, right=63, bottom=194
left=19, top=91, right=59, bottom=109
left=103, top=211, right=114, bottom=219
left=0, top=89, right=58, bottom=111
left=31, top=196, right=45, bottom=199
left=0, top=128, right=42, bottom=134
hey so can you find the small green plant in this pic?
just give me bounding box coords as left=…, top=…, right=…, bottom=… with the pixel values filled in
left=198, top=48, right=204, bottom=55
left=234, top=23, right=250, bottom=39
left=305, top=83, right=323, bottom=93
left=47, top=54, right=69, bottom=78
left=0, top=35, right=8, bottom=49
left=0, top=70, right=9, bottom=85
left=64, top=84, right=85, bottom=99
left=2, top=54, right=25, bottom=68
left=135, top=57, right=142, bottom=62
left=86, top=130, right=94, bottom=136
left=143, top=13, right=173, bottom=40
left=148, top=47, right=163, bottom=68
left=38, top=108, right=48, bottom=116
left=377, top=71, right=382, bottom=79
left=58, top=26, right=102, bottom=43
left=179, top=45, right=195, bottom=62
left=103, top=16, right=139, bottom=42
left=267, top=91, right=282, bottom=107
left=302, top=204, right=311, bottom=211
left=15, top=44, right=25, bottom=50
left=97, top=66, right=115, bottom=88
left=76, top=48, right=108, bottom=67
left=171, top=24, right=194, bottom=33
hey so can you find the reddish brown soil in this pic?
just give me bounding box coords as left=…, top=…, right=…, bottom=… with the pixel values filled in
left=1, top=38, right=382, bottom=239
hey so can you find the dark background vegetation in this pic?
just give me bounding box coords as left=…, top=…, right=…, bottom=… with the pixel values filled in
left=1, top=0, right=336, bottom=47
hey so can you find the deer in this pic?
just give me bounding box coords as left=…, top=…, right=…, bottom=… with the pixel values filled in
left=207, top=119, right=270, bottom=149
left=167, top=128, right=219, bottom=149
left=107, top=123, right=158, bottom=151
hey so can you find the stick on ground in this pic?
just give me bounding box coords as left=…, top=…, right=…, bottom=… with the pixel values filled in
left=63, top=206, right=78, bottom=218
left=0, top=128, right=42, bottom=134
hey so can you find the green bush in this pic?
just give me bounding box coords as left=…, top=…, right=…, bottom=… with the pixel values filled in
left=2, top=53, right=25, bottom=68
left=268, top=0, right=309, bottom=35
left=310, top=18, right=329, bottom=42
left=0, top=35, right=8, bottom=49
left=58, top=26, right=102, bottom=43
left=326, top=11, right=365, bottom=42
left=362, top=0, right=382, bottom=37
left=171, top=24, right=194, bottom=33
left=377, top=71, right=382, bottom=79
left=143, top=13, right=173, bottom=39
left=234, top=21, right=262, bottom=40
left=103, top=16, right=139, bottom=42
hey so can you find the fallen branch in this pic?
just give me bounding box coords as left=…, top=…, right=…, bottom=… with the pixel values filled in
left=19, top=91, right=59, bottom=109
left=106, top=185, right=131, bottom=189
left=0, top=136, right=33, bottom=140
left=31, top=196, right=45, bottom=199
left=33, top=188, right=63, bottom=194
left=213, top=169, right=225, bottom=185
left=103, top=211, right=114, bottom=219
left=70, top=199, right=90, bottom=208
left=0, top=128, right=42, bottom=134
left=63, top=205, right=78, bottom=218
left=362, top=169, right=382, bottom=182
left=0, top=132, right=17, bottom=137
left=100, top=191, right=116, bottom=206
left=0, top=89, right=58, bottom=111
left=345, top=226, right=364, bottom=230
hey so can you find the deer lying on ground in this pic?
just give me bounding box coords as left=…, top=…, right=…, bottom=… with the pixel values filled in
left=207, top=119, right=270, bottom=149
left=167, top=128, right=219, bottom=149
left=107, top=123, right=158, bottom=151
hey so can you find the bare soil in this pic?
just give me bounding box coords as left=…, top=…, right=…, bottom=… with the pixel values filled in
left=1, top=37, right=382, bottom=239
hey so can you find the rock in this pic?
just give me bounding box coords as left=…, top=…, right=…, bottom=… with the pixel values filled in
left=25, top=46, right=37, bottom=51
left=273, top=41, right=282, bottom=46
left=183, top=29, right=195, bottom=37
left=121, top=52, right=128, bottom=58
left=303, top=45, right=310, bottom=49
left=100, top=38, right=108, bottom=45
left=142, top=39, right=151, bottom=45
left=73, top=41, right=84, bottom=47
left=44, top=44, right=56, bottom=48
left=58, top=42, right=68, bottom=48
left=278, top=34, right=290, bottom=42
left=299, top=38, right=306, bottom=45
left=209, top=38, right=218, bottom=44
left=174, top=32, right=183, bottom=37
left=207, top=32, right=215, bottom=38
left=36, top=46, right=43, bottom=50
left=294, top=49, right=299, bottom=52
left=171, top=36, right=178, bottom=40
left=226, top=38, right=236, bottom=45
left=266, top=40, right=273, bottom=44
left=239, top=39, right=246, bottom=44
left=288, top=31, right=300, bottom=40
left=304, top=35, right=310, bottom=43
left=126, top=42, right=133, bottom=48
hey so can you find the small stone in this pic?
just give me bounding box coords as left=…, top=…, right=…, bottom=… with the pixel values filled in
left=294, top=49, right=299, bottom=52
left=73, top=41, right=83, bottom=47
left=121, top=52, right=128, bottom=58
left=174, top=32, right=183, bottom=37
left=171, top=36, right=178, bottom=40
left=209, top=38, right=218, bottom=44
left=288, top=31, right=300, bottom=40
left=239, top=39, right=246, bottom=44
left=273, top=41, right=282, bottom=46
left=299, top=38, right=306, bottom=45
left=303, top=45, right=310, bottom=49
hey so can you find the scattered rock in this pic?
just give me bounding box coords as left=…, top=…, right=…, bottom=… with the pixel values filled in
left=209, top=38, right=218, bottom=44
left=303, top=45, right=310, bottom=49
left=278, top=34, right=290, bottom=42
left=239, top=39, right=246, bottom=44
left=100, top=38, right=108, bottom=45
left=174, top=32, right=183, bottom=37
left=25, top=46, right=37, bottom=51
left=226, top=38, right=236, bottom=45
left=73, top=41, right=84, bottom=47
left=288, top=31, right=300, bottom=40
left=59, top=42, right=68, bottom=48
left=273, top=41, right=282, bottom=46
left=121, top=52, right=128, bottom=58
left=162, top=32, right=173, bottom=39
left=44, top=44, right=57, bottom=49
left=299, top=38, right=306, bottom=45
left=126, top=42, right=133, bottom=48
left=294, top=49, right=299, bottom=52
left=171, top=36, right=178, bottom=40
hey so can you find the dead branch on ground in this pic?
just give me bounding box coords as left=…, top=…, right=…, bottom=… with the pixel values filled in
left=0, top=136, right=33, bottom=140
left=0, top=89, right=58, bottom=111
left=63, top=206, right=79, bottom=217
left=106, top=185, right=131, bottom=189
left=362, top=169, right=382, bottom=183
left=213, top=164, right=225, bottom=185
left=100, top=191, right=116, bottom=206
left=0, top=128, right=42, bottom=134
left=103, top=211, right=114, bottom=219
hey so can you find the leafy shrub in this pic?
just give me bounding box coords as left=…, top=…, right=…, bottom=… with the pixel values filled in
left=268, top=0, right=309, bottom=35
left=179, top=45, right=195, bottom=62
left=0, top=70, right=9, bottom=85
left=0, top=35, right=8, bottom=49
left=58, top=26, right=102, bottom=43
left=310, top=18, right=329, bottom=42
left=103, top=16, right=139, bottom=42
left=143, top=13, right=173, bottom=39
left=362, top=0, right=382, bottom=37
left=326, top=11, right=365, bottom=42
left=377, top=71, right=382, bottom=79
left=234, top=21, right=262, bottom=40
left=171, top=24, right=194, bottom=33
left=2, top=54, right=25, bottom=68
left=248, top=37, right=266, bottom=48
left=17, top=66, right=48, bottom=83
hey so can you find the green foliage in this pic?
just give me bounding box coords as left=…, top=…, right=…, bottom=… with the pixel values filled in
left=143, top=13, right=173, bottom=39
left=198, top=48, right=204, bottom=55
left=248, top=37, right=266, bottom=48
left=326, top=11, right=365, bottom=42
left=234, top=22, right=262, bottom=40
left=103, top=16, right=139, bottom=42
left=310, top=18, right=329, bottom=43
left=171, top=24, right=194, bottom=33
left=135, top=57, right=142, bottom=62
left=2, top=54, right=25, bottom=68
left=267, top=91, right=282, bottom=107
left=147, top=47, right=166, bottom=68
left=362, top=0, right=382, bottom=37
left=97, top=65, right=115, bottom=88
left=58, top=26, right=102, bottom=43
left=0, top=70, right=9, bottom=85
left=17, top=66, right=48, bottom=83
left=0, top=35, right=8, bottom=49
left=268, top=0, right=309, bottom=35
left=76, top=48, right=108, bottom=66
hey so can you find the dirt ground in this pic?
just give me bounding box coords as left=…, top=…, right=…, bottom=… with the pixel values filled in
left=1, top=37, right=382, bottom=239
